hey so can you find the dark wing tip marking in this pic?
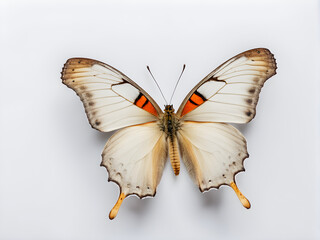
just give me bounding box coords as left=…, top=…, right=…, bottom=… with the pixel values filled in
left=61, top=58, right=96, bottom=84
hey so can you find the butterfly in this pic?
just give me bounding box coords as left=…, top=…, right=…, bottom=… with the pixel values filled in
left=61, top=48, right=277, bottom=220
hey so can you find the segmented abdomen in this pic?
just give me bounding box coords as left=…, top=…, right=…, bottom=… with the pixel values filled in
left=168, top=136, right=180, bottom=175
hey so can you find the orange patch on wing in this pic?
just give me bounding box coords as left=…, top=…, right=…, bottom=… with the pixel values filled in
left=135, top=95, right=147, bottom=108
left=181, top=100, right=198, bottom=116
left=142, top=101, right=158, bottom=116
left=190, top=93, right=205, bottom=105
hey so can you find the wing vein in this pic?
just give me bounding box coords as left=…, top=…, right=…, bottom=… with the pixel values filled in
left=219, top=73, right=263, bottom=79
left=213, top=57, right=240, bottom=76
left=89, top=100, right=127, bottom=111
left=208, top=100, right=254, bottom=108
left=227, top=82, right=262, bottom=87
left=216, top=92, right=252, bottom=97
left=96, top=104, right=132, bottom=118
left=187, top=111, right=246, bottom=119
left=81, top=88, right=112, bottom=92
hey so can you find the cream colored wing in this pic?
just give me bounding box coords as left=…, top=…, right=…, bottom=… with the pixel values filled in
left=100, top=122, right=167, bottom=219
left=61, top=58, right=162, bottom=132
left=177, top=121, right=250, bottom=208
left=177, top=48, right=277, bottom=123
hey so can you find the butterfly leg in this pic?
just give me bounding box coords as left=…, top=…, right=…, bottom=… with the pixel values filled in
left=109, top=192, right=126, bottom=220
left=230, top=181, right=251, bottom=209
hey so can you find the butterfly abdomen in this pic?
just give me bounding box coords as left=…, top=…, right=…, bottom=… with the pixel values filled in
left=168, top=136, right=180, bottom=175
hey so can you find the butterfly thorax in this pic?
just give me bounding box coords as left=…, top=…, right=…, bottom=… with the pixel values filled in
left=159, top=105, right=181, bottom=175
left=160, top=105, right=181, bottom=137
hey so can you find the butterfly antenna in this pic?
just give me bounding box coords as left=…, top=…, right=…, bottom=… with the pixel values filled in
left=169, top=64, right=186, bottom=104
left=147, top=66, right=168, bottom=105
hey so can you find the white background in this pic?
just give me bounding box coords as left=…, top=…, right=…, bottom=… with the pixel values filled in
left=0, top=0, right=319, bottom=239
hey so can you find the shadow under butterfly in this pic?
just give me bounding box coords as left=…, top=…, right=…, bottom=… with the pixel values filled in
left=61, top=48, right=277, bottom=220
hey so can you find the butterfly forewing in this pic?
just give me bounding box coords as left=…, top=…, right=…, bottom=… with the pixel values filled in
left=61, top=58, right=162, bottom=132
left=177, top=48, right=277, bottom=123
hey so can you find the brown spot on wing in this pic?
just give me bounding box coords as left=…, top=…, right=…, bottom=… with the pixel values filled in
left=85, top=92, right=93, bottom=98
left=248, top=87, right=256, bottom=94
left=245, top=110, right=252, bottom=117
left=253, top=77, right=260, bottom=82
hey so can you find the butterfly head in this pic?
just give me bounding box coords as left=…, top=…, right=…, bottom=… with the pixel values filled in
left=164, top=104, right=175, bottom=113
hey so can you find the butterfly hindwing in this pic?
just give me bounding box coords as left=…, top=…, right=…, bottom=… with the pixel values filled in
left=177, top=121, right=248, bottom=191
left=61, top=58, right=162, bottom=132
left=177, top=48, right=277, bottom=123
left=100, top=122, right=168, bottom=219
